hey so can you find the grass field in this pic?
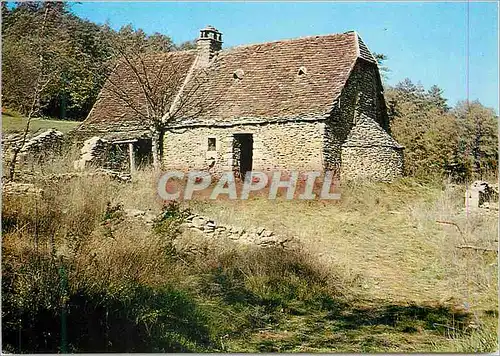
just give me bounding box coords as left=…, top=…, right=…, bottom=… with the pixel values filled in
left=185, top=178, right=499, bottom=352
left=1, top=112, right=81, bottom=133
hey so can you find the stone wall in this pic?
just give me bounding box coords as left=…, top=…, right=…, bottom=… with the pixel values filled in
left=122, top=209, right=298, bottom=253
left=73, top=136, right=133, bottom=172
left=2, top=132, right=35, bottom=155
left=179, top=213, right=297, bottom=250
left=341, top=146, right=404, bottom=182
left=163, top=120, right=325, bottom=174
left=324, top=59, right=403, bottom=180
left=74, top=137, right=110, bottom=170
left=2, top=129, right=64, bottom=164
left=465, top=181, right=499, bottom=210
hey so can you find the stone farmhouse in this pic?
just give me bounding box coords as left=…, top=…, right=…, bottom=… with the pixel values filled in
left=74, top=26, right=404, bottom=181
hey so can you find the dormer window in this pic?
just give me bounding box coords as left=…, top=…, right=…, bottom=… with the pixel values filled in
left=233, top=69, right=244, bottom=80
left=298, top=66, right=307, bottom=76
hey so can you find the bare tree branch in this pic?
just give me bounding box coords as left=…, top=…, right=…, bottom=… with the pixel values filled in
left=8, top=4, right=51, bottom=181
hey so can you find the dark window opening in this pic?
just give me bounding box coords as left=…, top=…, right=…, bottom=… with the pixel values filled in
left=208, top=137, right=216, bottom=151
left=135, top=139, right=153, bottom=168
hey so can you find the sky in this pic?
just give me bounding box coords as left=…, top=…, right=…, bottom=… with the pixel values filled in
left=71, top=1, right=499, bottom=113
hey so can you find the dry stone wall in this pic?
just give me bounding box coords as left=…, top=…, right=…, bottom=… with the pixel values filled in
left=163, top=120, right=325, bottom=175
left=18, top=129, right=64, bottom=157
left=180, top=213, right=298, bottom=249
left=123, top=209, right=298, bottom=252
left=341, top=146, right=403, bottom=182
left=465, top=181, right=499, bottom=210
left=2, top=129, right=64, bottom=164
left=74, top=137, right=110, bottom=170
left=2, top=132, right=34, bottom=155
left=74, top=136, right=130, bottom=172
left=2, top=182, right=43, bottom=197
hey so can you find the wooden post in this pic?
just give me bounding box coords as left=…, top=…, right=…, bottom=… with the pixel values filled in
left=128, top=142, right=135, bottom=173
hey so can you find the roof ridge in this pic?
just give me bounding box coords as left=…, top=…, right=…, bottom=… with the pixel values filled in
left=130, top=49, right=196, bottom=61
left=219, top=31, right=356, bottom=53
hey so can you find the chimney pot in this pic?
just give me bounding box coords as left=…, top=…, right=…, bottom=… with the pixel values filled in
left=196, top=25, right=222, bottom=68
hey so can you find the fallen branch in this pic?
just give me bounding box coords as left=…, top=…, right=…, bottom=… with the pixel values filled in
left=456, top=245, right=498, bottom=253
left=436, top=220, right=463, bottom=235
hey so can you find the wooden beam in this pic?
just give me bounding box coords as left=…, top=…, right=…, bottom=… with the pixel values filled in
left=128, top=142, right=135, bottom=173
left=113, top=139, right=138, bottom=144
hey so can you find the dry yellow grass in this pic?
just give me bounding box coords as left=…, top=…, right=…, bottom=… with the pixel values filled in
left=2, top=157, right=497, bottom=352
left=188, top=179, right=498, bottom=310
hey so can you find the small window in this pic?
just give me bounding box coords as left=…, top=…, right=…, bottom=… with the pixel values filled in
left=208, top=137, right=216, bottom=151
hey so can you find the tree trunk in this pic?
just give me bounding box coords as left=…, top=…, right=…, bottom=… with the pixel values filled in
left=151, top=126, right=161, bottom=170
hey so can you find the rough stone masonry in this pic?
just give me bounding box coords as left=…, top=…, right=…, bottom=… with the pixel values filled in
left=76, top=26, right=404, bottom=182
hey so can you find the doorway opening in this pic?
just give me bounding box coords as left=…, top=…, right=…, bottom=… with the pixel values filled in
left=233, top=133, right=253, bottom=179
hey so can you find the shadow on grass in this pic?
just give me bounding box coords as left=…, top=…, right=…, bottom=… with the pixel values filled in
left=2, top=285, right=217, bottom=353
left=331, top=302, right=471, bottom=333
left=199, top=264, right=474, bottom=353
left=251, top=300, right=473, bottom=352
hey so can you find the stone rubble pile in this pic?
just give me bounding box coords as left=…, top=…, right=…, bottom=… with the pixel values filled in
left=1, top=132, right=32, bottom=153
left=121, top=209, right=298, bottom=250
left=2, top=129, right=64, bottom=162
left=74, top=136, right=109, bottom=170
left=124, top=208, right=156, bottom=224
left=47, top=169, right=131, bottom=182
left=465, top=180, right=499, bottom=211
left=18, top=129, right=64, bottom=157
left=2, top=182, right=43, bottom=197
left=480, top=202, right=499, bottom=211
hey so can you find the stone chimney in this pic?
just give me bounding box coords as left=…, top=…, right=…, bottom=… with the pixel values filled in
left=196, top=25, right=222, bottom=67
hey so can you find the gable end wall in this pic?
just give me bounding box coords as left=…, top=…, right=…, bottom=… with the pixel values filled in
left=323, top=59, right=403, bottom=181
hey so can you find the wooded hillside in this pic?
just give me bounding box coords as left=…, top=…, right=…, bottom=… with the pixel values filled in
left=1, top=2, right=195, bottom=121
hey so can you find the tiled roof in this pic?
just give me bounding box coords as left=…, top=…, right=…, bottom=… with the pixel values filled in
left=76, top=31, right=378, bottom=136
left=356, top=35, right=377, bottom=64
left=178, top=32, right=361, bottom=124
left=73, top=50, right=197, bottom=139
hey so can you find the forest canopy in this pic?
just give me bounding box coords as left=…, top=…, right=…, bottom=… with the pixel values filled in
left=1, top=2, right=195, bottom=120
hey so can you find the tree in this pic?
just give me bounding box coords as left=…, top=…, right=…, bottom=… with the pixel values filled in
left=387, top=78, right=498, bottom=181
left=98, top=30, right=216, bottom=169
left=2, top=2, right=112, bottom=120
left=373, top=52, right=390, bottom=82
left=176, top=39, right=197, bottom=51
left=453, top=101, right=498, bottom=180
left=387, top=80, right=460, bottom=178
left=427, top=85, right=449, bottom=113
left=5, top=2, right=70, bottom=180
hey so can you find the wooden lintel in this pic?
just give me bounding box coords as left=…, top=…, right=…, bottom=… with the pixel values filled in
left=113, top=139, right=138, bottom=144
